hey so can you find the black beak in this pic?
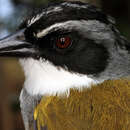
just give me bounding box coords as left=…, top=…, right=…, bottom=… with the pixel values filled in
left=0, top=29, right=36, bottom=58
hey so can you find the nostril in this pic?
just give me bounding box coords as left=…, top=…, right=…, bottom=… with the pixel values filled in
left=16, top=35, right=25, bottom=41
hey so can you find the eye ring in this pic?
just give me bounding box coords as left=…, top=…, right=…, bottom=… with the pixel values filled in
left=56, top=36, right=72, bottom=49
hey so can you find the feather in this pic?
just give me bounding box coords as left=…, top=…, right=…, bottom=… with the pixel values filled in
left=34, top=79, right=130, bottom=130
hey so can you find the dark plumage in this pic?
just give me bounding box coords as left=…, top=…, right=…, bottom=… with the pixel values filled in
left=0, top=1, right=130, bottom=79
left=0, top=1, right=130, bottom=130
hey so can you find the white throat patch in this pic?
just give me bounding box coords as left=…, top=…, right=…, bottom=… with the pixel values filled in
left=20, top=58, right=100, bottom=96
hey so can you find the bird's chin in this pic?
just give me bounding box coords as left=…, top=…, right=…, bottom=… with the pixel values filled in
left=19, top=58, right=103, bottom=96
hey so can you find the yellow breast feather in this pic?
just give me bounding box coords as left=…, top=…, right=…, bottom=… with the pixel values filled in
left=34, top=79, right=130, bottom=130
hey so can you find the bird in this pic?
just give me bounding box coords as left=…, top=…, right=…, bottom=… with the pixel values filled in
left=0, top=1, right=130, bottom=130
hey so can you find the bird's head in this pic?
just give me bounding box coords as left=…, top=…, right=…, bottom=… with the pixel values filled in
left=0, top=1, right=130, bottom=95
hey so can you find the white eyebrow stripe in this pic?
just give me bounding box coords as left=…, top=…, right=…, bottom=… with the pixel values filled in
left=36, top=20, right=83, bottom=38
left=36, top=20, right=114, bottom=44
left=36, top=20, right=104, bottom=38
left=36, top=22, right=67, bottom=38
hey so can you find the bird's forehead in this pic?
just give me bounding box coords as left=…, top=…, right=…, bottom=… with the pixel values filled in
left=27, top=6, right=63, bottom=26
left=27, top=2, right=90, bottom=27
left=27, top=1, right=92, bottom=25
left=23, top=1, right=110, bottom=30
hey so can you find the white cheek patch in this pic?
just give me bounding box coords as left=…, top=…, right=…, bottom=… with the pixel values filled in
left=20, top=58, right=101, bottom=96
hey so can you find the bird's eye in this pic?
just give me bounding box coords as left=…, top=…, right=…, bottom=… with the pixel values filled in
left=56, top=36, right=72, bottom=49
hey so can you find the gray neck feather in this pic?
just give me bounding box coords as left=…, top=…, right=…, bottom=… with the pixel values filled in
left=99, top=38, right=130, bottom=80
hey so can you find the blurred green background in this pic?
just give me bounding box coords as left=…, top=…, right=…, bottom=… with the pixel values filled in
left=0, top=0, right=130, bottom=130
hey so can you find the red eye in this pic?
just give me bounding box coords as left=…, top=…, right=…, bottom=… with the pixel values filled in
left=56, top=36, right=72, bottom=49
